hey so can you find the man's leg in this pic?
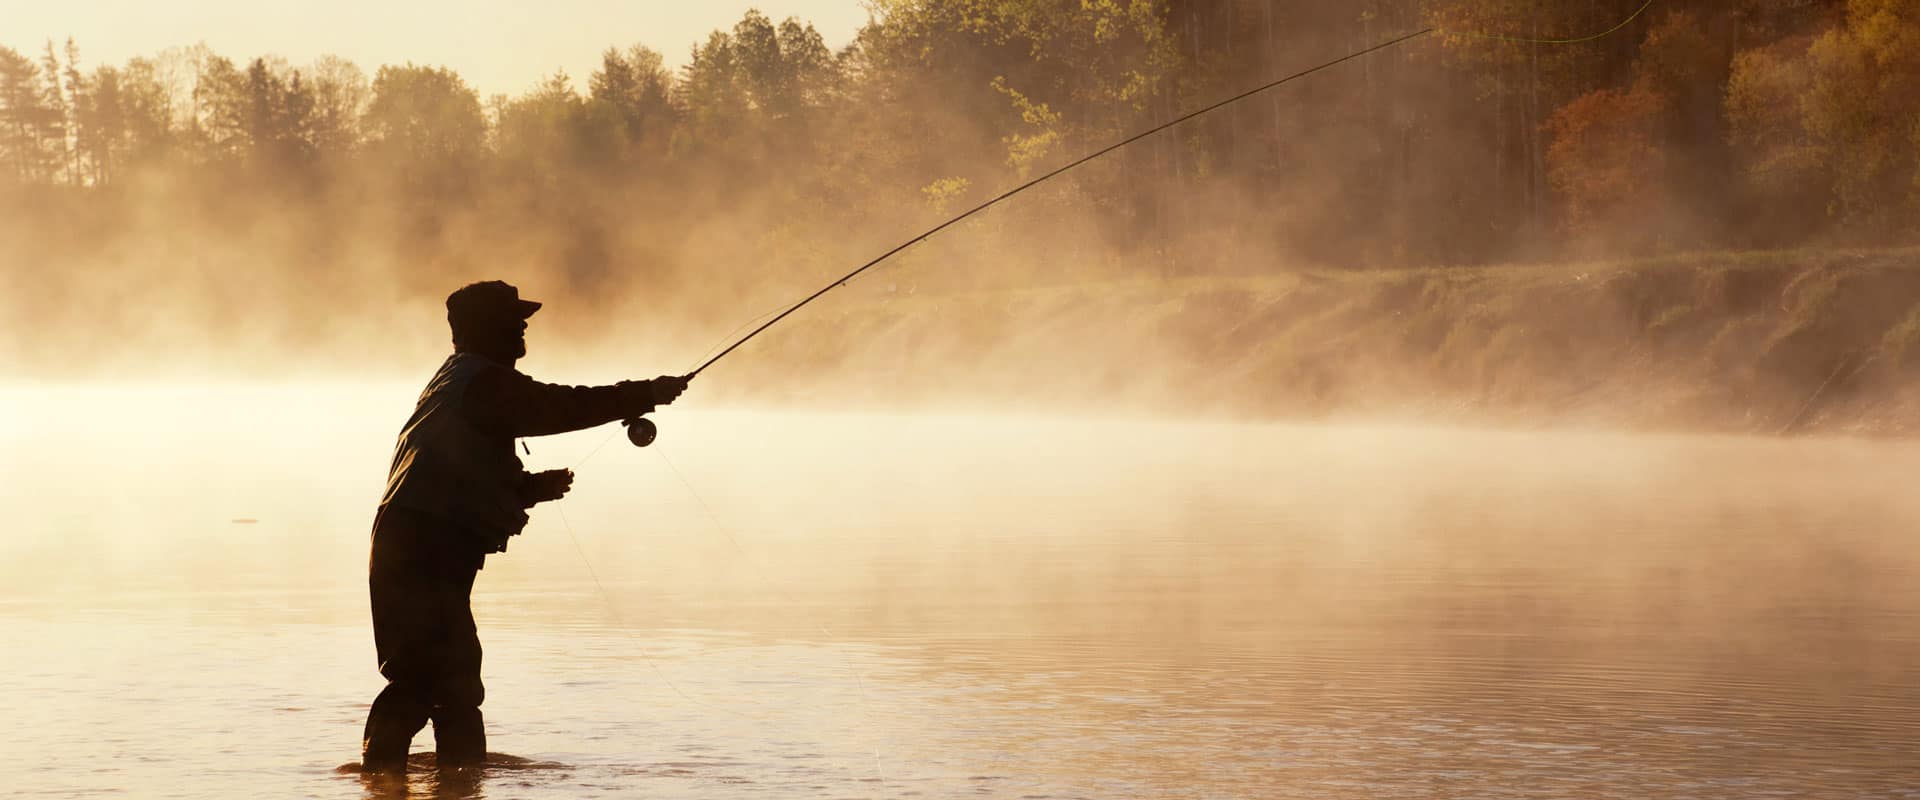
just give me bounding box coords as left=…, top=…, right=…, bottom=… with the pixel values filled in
left=430, top=706, right=486, bottom=767
left=363, top=509, right=462, bottom=772
left=362, top=679, right=432, bottom=772
left=430, top=562, right=488, bottom=767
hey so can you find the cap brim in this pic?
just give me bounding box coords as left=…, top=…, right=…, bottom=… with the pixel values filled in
left=515, top=299, right=543, bottom=318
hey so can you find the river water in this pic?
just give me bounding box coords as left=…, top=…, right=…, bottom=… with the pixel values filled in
left=3, top=384, right=1917, bottom=798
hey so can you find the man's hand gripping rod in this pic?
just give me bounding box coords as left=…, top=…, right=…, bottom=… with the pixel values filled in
left=619, top=373, right=693, bottom=447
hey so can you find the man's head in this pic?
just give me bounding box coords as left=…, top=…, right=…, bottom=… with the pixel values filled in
left=447, top=280, right=541, bottom=363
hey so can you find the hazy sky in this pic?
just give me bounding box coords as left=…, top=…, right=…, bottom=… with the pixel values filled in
left=1, top=0, right=872, bottom=98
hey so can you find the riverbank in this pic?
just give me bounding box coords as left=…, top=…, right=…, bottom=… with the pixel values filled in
left=707, top=247, right=1920, bottom=437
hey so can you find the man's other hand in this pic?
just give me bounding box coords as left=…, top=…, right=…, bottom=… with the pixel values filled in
left=523, top=468, right=574, bottom=505
left=650, top=375, right=689, bottom=405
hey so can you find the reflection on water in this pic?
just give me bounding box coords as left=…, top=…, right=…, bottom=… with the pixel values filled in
left=1, top=385, right=1918, bottom=798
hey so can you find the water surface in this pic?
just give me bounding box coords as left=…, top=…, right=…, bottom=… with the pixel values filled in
left=3, top=385, right=1917, bottom=798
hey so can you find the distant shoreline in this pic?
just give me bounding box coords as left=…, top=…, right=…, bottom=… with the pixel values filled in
left=708, top=247, right=1920, bottom=438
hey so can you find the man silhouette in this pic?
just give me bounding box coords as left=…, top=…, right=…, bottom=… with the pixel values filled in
left=361, top=280, right=686, bottom=772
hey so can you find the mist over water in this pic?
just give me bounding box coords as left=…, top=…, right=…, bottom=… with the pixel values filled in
left=5, top=1, right=1919, bottom=795
left=3, top=384, right=1917, bottom=797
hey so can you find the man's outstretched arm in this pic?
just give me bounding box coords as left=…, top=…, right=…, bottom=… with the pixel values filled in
left=464, top=367, right=687, bottom=439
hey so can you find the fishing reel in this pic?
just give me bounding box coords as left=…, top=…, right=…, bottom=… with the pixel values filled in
left=622, top=415, right=658, bottom=447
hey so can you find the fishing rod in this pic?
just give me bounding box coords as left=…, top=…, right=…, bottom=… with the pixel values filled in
left=619, top=0, right=1658, bottom=448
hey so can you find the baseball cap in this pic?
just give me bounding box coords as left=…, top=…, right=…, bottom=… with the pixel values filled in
left=446, top=280, right=542, bottom=320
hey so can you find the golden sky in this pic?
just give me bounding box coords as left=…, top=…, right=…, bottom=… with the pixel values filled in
left=2, top=0, right=871, bottom=98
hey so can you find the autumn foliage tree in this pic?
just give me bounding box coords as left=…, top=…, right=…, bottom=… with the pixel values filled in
left=1726, top=37, right=1828, bottom=242
left=1541, top=10, right=1735, bottom=250
left=1544, top=85, right=1668, bottom=244
left=1803, top=0, right=1920, bottom=230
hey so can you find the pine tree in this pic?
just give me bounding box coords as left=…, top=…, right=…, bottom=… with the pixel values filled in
left=38, top=42, right=71, bottom=183
left=62, top=38, right=86, bottom=182
left=78, top=66, right=127, bottom=184
left=0, top=46, right=52, bottom=182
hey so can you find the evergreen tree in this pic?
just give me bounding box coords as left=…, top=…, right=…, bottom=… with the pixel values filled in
left=62, top=38, right=86, bottom=182
left=38, top=42, right=72, bottom=183
left=77, top=66, right=127, bottom=184
left=0, top=46, right=55, bottom=182
left=587, top=45, right=674, bottom=159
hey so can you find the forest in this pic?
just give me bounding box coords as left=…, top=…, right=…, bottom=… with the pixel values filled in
left=1, top=0, right=1915, bottom=386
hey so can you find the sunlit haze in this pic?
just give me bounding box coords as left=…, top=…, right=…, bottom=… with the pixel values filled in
left=1, top=0, right=870, bottom=96
left=5, top=1, right=1919, bottom=797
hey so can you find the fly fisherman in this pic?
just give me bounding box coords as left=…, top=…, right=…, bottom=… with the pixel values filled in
left=362, top=280, right=687, bottom=772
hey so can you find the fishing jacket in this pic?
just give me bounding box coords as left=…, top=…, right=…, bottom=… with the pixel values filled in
left=379, top=351, right=658, bottom=554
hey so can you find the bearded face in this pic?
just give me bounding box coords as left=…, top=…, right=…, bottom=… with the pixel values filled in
left=452, top=313, right=529, bottom=364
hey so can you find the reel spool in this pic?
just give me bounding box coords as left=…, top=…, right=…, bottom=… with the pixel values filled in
left=623, top=416, right=658, bottom=447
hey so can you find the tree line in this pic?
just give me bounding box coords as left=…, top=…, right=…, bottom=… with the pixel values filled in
left=1, top=0, right=1915, bottom=371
